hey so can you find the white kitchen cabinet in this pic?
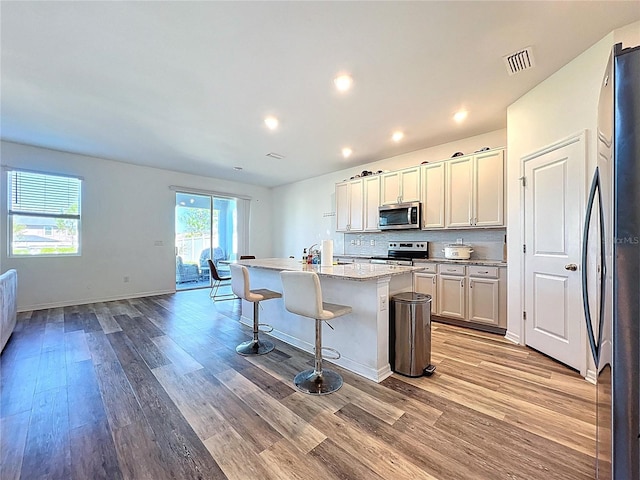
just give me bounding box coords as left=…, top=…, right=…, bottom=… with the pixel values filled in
left=415, top=262, right=507, bottom=331
left=438, top=264, right=466, bottom=320
left=413, top=263, right=438, bottom=314
left=363, top=175, right=381, bottom=231
left=380, top=166, right=421, bottom=205
left=445, top=148, right=505, bottom=228
left=421, top=162, right=446, bottom=229
left=335, top=179, right=363, bottom=232
left=468, top=277, right=500, bottom=326
left=473, top=149, right=505, bottom=227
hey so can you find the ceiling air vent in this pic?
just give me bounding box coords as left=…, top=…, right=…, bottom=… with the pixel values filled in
left=265, top=152, right=285, bottom=159
left=503, top=47, right=535, bottom=76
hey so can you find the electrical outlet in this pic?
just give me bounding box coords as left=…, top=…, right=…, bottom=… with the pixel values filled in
left=456, top=238, right=463, bottom=244
left=379, top=295, right=388, bottom=311
left=154, top=240, right=163, bottom=246
left=370, top=239, right=375, bottom=246
left=350, top=239, right=355, bottom=245
left=123, top=276, right=130, bottom=283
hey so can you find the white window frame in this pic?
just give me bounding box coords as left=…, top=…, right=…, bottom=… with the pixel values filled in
left=7, top=168, right=83, bottom=257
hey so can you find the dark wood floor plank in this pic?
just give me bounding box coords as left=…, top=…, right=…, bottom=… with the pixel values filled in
left=67, top=359, right=108, bottom=430
left=0, top=354, right=39, bottom=418
left=93, top=359, right=145, bottom=430
left=20, top=386, right=71, bottom=479
left=309, top=437, right=389, bottom=480
left=69, top=418, right=123, bottom=480
left=85, top=330, right=119, bottom=365
left=112, top=315, right=171, bottom=370
left=34, top=347, right=67, bottom=393
left=108, top=330, right=226, bottom=479
left=185, top=367, right=284, bottom=452
left=0, top=410, right=30, bottom=480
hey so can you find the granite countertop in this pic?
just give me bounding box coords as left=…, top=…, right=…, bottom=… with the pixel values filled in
left=239, top=258, right=425, bottom=281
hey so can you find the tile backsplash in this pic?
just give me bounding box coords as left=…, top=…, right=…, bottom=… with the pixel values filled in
left=343, top=228, right=507, bottom=261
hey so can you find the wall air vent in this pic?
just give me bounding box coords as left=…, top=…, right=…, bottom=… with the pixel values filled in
left=503, top=46, right=535, bottom=76
left=265, top=152, right=285, bottom=159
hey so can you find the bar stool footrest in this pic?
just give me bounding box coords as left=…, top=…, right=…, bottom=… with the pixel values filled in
left=294, top=368, right=343, bottom=395
left=318, top=346, right=340, bottom=360
left=258, top=323, right=274, bottom=333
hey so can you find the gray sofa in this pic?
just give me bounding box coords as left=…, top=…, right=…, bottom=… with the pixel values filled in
left=1, top=269, right=17, bottom=354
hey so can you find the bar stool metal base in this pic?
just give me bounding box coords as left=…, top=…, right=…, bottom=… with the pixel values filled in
left=294, top=368, right=343, bottom=395
left=236, top=339, right=275, bottom=356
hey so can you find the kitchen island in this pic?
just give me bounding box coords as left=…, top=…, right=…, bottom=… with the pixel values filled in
left=236, top=258, right=425, bottom=382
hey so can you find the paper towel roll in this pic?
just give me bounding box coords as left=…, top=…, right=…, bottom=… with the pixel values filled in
left=321, top=239, right=334, bottom=266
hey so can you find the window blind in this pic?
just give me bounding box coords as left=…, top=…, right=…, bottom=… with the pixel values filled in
left=9, top=170, right=81, bottom=218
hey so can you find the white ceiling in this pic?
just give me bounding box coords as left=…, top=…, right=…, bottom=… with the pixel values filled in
left=2, top=1, right=639, bottom=188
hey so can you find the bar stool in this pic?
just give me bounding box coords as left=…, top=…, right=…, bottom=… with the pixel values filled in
left=280, top=270, right=352, bottom=395
left=230, top=264, right=281, bottom=356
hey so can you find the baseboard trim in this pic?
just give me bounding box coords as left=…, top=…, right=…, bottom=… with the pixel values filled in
left=17, top=289, right=176, bottom=312
left=504, top=330, right=521, bottom=344
left=585, top=369, right=597, bottom=385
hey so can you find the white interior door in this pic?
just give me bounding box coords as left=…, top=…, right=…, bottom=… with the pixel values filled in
left=523, top=135, right=584, bottom=372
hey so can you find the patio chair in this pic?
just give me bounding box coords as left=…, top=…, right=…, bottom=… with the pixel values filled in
left=176, top=255, right=199, bottom=283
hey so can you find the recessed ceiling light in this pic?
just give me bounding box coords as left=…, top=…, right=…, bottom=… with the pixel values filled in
left=342, top=147, right=353, bottom=158
left=264, top=116, right=279, bottom=130
left=234, top=166, right=243, bottom=171
left=392, top=131, right=404, bottom=142
left=453, top=110, right=468, bottom=123
left=334, top=74, right=353, bottom=92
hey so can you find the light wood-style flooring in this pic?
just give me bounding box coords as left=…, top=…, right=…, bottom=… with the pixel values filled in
left=0, top=289, right=596, bottom=479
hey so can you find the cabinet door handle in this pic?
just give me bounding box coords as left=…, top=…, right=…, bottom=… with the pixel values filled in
left=461, top=280, right=464, bottom=288
left=433, top=276, right=436, bottom=284
left=478, top=271, right=488, bottom=274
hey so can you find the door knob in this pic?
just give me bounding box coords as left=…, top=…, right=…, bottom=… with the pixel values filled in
left=565, top=263, right=578, bottom=271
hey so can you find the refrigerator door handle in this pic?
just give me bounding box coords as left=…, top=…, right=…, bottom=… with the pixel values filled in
left=581, top=167, right=601, bottom=365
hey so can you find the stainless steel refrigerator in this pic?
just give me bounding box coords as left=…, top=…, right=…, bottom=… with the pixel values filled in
left=583, top=43, right=640, bottom=479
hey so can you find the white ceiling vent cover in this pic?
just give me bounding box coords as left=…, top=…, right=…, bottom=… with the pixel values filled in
left=503, top=47, right=535, bottom=76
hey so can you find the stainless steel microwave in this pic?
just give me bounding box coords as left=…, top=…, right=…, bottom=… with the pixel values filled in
left=378, top=202, right=421, bottom=230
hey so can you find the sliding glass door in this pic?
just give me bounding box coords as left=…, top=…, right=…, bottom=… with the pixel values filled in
left=175, top=192, right=238, bottom=290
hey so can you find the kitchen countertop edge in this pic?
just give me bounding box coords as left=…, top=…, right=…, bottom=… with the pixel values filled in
left=239, top=258, right=426, bottom=281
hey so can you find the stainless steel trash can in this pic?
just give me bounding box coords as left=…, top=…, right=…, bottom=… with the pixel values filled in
left=390, top=292, right=436, bottom=377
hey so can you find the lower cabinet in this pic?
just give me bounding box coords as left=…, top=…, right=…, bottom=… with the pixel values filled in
left=414, top=263, right=506, bottom=331
left=413, top=264, right=437, bottom=313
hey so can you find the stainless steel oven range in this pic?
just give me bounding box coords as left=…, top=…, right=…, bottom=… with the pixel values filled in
left=370, top=241, right=428, bottom=265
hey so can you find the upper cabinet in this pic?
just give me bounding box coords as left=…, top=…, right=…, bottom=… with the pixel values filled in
left=380, top=166, right=421, bottom=205
left=445, top=149, right=504, bottom=228
left=335, top=179, right=364, bottom=232
left=363, top=175, right=381, bottom=231
left=335, top=147, right=505, bottom=232
left=473, top=149, right=505, bottom=227
left=421, top=162, right=446, bottom=229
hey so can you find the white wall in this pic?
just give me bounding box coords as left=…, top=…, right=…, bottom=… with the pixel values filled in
left=505, top=21, right=640, bottom=345
left=0, top=141, right=272, bottom=311
left=271, top=129, right=506, bottom=259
